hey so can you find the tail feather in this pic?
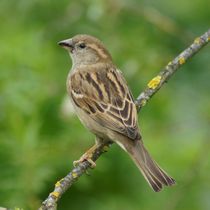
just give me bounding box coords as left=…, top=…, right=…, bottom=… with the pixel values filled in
left=125, top=140, right=175, bottom=192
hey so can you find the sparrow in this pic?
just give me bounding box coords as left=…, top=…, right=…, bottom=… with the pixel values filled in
left=58, top=34, right=175, bottom=192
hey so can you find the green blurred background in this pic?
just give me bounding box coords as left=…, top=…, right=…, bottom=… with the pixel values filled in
left=0, top=0, right=210, bottom=209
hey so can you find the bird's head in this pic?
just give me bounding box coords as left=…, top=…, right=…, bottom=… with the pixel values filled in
left=58, top=34, right=112, bottom=66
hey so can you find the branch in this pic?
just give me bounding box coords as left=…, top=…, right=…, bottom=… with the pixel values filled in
left=136, top=29, right=210, bottom=110
left=39, top=29, right=210, bottom=210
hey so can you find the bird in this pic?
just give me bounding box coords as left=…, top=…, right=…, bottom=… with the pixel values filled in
left=58, top=34, right=175, bottom=192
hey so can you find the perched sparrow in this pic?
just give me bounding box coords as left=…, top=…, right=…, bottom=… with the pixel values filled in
left=59, top=34, right=175, bottom=192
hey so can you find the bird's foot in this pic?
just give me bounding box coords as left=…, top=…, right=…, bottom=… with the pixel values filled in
left=73, top=145, right=97, bottom=168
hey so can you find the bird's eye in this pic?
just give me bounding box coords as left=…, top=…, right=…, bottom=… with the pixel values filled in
left=78, top=43, right=86, bottom=49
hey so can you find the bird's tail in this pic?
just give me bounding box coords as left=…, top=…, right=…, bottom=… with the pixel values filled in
left=125, top=140, right=175, bottom=192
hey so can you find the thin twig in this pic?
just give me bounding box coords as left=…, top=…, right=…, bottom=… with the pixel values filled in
left=136, top=29, right=210, bottom=110
left=39, top=141, right=113, bottom=210
left=39, top=29, right=210, bottom=210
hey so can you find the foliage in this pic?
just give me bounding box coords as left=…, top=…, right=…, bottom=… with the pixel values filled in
left=0, top=0, right=209, bottom=209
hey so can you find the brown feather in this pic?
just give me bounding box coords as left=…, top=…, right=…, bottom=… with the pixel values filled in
left=69, top=66, right=140, bottom=140
left=124, top=140, right=176, bottom=192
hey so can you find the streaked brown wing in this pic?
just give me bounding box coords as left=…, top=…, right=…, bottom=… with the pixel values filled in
left=69, top=66, right=140, bottom=140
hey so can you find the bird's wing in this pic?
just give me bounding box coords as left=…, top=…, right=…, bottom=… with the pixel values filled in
left=69, top=66, right=140, bottom=140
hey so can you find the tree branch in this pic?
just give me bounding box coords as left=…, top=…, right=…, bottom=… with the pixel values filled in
left=39, top=29, right=210, bottom=210
left=136, top=29, right=210, bottom=110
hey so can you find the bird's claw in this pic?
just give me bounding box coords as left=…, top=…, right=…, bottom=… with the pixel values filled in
left=73, top=154, right=96, bottom=168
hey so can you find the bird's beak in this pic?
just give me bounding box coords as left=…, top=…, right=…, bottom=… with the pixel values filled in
left=58, top=39, right=74, bottom=51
